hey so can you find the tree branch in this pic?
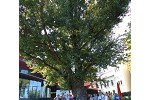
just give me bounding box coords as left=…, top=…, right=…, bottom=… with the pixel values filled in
left=21, top=50, right=63, bottom=75
left=39, top=4, right=63, bottom=65
left=79, top=28, right=105, bottom=50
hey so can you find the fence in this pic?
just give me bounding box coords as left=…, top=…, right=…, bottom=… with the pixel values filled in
left=19, top=86, right=56, bottom=99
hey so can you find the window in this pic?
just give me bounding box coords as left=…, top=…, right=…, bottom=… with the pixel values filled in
left=115, top=67, right=120, bottom=72
left=111, top=80, right=114, bottom=86
left=104, top=83, right=106, bottom=87
left=19, top=86, right=26, bottom=98
left=19, top=79, right=48, bottom=98
left=19, top=79, right=30, bottom=98
left=100, top=83, right=103, bottom=89
left=107, top=81, right=109, bottom=87
left=20, top=68, right=28, bottom=74
left=120, top=80, right=122, bottom=85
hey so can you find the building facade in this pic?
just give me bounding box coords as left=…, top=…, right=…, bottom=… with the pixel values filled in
left=97, top=65, right=131, bottom=95
left=19, top=56, right=59, bottom=100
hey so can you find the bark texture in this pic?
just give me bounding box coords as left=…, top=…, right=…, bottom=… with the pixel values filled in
left=71, top=78, right=87, bottom=100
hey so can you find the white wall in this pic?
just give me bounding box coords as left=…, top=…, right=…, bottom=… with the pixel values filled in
left=97, top=66, right=130, bottom=93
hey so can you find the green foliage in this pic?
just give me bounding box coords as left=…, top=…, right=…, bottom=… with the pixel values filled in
left=19, top=79, right=30, bottom=87
left=19, top=0, right=130, bottom=91
left=123, top=21, right=131, bottom=72
left=19, top=79, right=30, bottom=97
left=28, top=90, right=41, bottom=98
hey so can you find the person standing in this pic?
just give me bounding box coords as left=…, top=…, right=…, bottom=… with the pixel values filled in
left=109, top=92, right=113, bottom=100
left=87, top=94, right=91, bottom=100
left=93, top=94, right=98, bottom=100
left=65, top=94, right=69, bottom=100
left=114, top=93, right=120, bottom=100
left=104, top=92, right=109, bottom=100
left=98, top=92, right=105, bottom=100
left=111, top=91, right=115, bottom=100
left=54, top=94, right=61, bottom=100
left=69, top=94, right=73, bottom=100
left=89, top=94, right=94, bottom=100
left=107, top=92, right=111, bottom=100
left=61, top=94, right=67, bottom=100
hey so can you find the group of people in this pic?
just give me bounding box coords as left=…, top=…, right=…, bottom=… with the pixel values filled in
left=54, top=94, right=74, bottom=100
left=54, top=91, right=120, bottom=100
left=88, top=91, right=121, bottom=100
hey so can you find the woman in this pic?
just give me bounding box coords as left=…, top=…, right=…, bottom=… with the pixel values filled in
left=54, top=94, right=61, bottom=100
left=61, top=94, right=67, bottom=100
left=104, top=92, right=108, bottom=100
left=107, top=92, right=111, bottom=100
left=98, top=92, right=105, bottom=100
left=89, top=94, right=94, bottom=100
left=114, top=93, right=120, bottom=100
left=69, top=94, right=73, bottom=100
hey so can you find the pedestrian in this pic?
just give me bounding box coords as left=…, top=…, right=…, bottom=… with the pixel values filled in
left=104, top=92, right=108, bottom=100
left=114, top=93, right=120, bottom=100
left=54, top=94, right=61, bottom=100
left=69, top=94, right=73, bottom=100
left=107, top=92, right=111, bottom=100
left=111, top=91, right=115, bottom=100
left=61, top=94, right=67, bottom=100
left=87, top=94, right=90, bottom=100
left=93, top=94, right=98, bottom=100
left=65, top=94, right=69, bottom=100
left=108, top=91, right=111, bottom=95
left=89, top=94, right=94, bottom=100
left=98, top=92, right=105, bottom=100
left=109, top=92, right=114, bottom=100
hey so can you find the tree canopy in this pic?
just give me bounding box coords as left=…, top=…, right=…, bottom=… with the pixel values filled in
left=124, top=21, right=131, bottom=72
left=19, top=0, right=130, bottom=99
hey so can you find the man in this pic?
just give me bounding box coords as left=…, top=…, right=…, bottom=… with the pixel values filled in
left=54, top=94, right=61, bottom=100
left=61, top=94, right=67, bottom=100
left=93, top=94, right=98, bottom=100
left=65, top=94, right=69, bottom=100
left=114, top=93, right=120, bottom=100
left=98, top=92, right=105, bottom=100
left=89, top=94, right=94, bottom=100
left=104, top=92, right=109, bottom=100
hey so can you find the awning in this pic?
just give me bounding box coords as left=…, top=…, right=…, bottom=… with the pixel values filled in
left=19, top=60, right=29, bottom=69
left=84, top=82, right=98, bottom=91
left=19, top=72, right=44, bottom=82
left=84, top=82, right=97, bottom=87
left=87, top=88, right=98, bottom=94
left=88, top=88, right=98, bottom=91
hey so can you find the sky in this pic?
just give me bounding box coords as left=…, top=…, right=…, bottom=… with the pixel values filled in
left=113, top=3, right=131, bottom=37
left=96, top=3, right=131, bottom=77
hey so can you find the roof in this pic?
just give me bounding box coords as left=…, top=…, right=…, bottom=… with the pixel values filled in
left=88, top=88, right=98, bottom=91
left=19, top=56, right=44, bottom=81
left=84, top=82, right=98, bottom=91
left=19, top=59, right=29, bottom=69
left=84, top=82, right=97, bottom=87
left=19, top=72, right=44, bottom=82
left=19, top=56, right=29, bottom=69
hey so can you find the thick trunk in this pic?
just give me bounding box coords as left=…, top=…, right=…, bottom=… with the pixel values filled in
left=71, top=78, right=87, bottom=100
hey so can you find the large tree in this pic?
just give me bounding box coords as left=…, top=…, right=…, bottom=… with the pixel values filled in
left=19, top=0, right=130, bottom=99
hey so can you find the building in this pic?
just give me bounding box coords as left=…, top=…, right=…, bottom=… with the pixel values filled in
left=97, top=65, right=131, bottom=96
left=19, top=56, right=60, bottom=100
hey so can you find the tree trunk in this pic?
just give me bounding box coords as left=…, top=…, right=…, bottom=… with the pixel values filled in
left=71, top=78, right=87, bottom=100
